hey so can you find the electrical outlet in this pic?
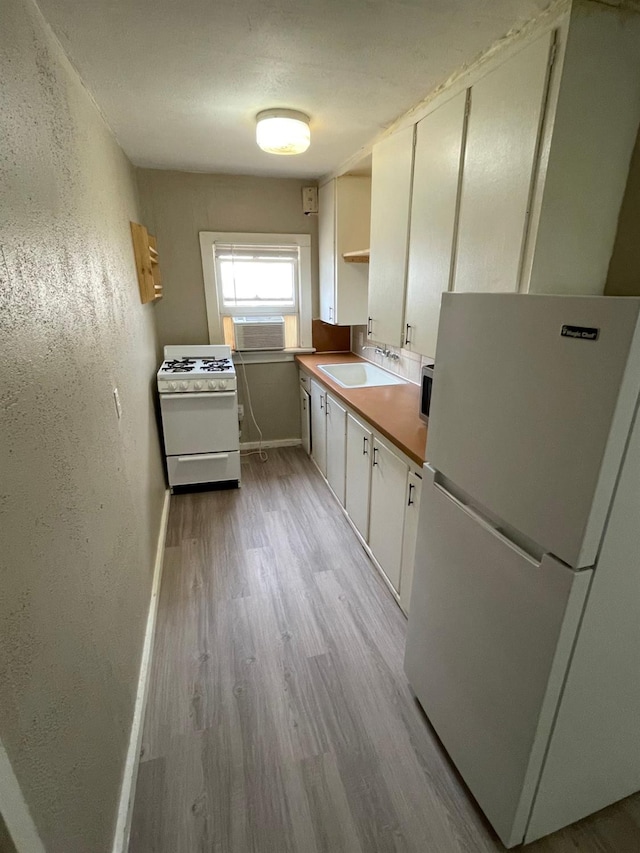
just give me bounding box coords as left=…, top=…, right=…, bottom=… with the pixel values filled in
left=113, top=387, right=122, bottom=419
left=358, top=331, right=364, bottom=348
left=238, top=403, right=244, bottom=421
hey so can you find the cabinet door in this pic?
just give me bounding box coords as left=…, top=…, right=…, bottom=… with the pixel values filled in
left=318, top=181, right=336, bottom=324
left=369, top=439, right=409, bottom=591
left=345, top=414, right=373, bottom=540
left=310, top=379, right=327, bottom=476
left=325, top=394, right=347, bottom=505
left=405, top=92, right=468, bottom=358
left=368, top=125, right=415, bottom=346
left=453, top=33, right=553, bottom=294
left=334, top=177, right=371, bottom=325
left=300, top=386, right=311, bottom=455
left=399, top=471, right=423, bottom=614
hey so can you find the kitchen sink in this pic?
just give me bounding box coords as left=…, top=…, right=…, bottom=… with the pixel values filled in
left=318, top=362, right=407, bottom=389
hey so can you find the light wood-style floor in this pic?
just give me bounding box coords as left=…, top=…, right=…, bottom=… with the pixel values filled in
left=130, top=448, right=640, bottom=852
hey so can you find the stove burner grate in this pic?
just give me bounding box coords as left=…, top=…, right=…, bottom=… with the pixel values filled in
left=200, top=358, right=234, bottom=372
left=161, top=358, right=196, bottom=373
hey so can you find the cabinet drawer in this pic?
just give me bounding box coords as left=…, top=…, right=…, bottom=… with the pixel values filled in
left=167, top=451, right=240, bottom=487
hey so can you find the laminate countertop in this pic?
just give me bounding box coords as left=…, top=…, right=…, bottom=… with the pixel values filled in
left=295, top=353, right=427, bottom=467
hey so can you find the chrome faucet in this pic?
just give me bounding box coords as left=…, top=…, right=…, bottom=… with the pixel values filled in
left=362, top=345, right=400, bottom=361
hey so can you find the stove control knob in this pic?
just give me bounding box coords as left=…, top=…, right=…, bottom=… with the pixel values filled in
left=168, top=381, right=177, bottom=391
left=179, top=381, right=188, bottom=391
left=207, top=379, right=218, bottom=390
left=194, top=381, right=203, bottom=391
left=218, top=380, right=228, bottom=390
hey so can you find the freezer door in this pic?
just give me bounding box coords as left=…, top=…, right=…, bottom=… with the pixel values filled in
left=428, top=293, right=640, bottom=567
left=404, top=467, right=591, bottom=848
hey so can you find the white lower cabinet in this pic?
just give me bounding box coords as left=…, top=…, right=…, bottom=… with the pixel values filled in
left=310, top=379, right=327, bottom=477
left=345, top=413, right=373, bottom=540
left=369, top=439, right=410, bottom=593
left=300, top=385, right=311, bottom=455
left=325, top=394, right=347, bottom=505
left=301, top=370, right=422, bottom=607
left=399, top=471, right=423, bottom=614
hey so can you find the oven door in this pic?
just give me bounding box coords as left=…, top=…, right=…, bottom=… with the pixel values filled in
left=160, top=392, right=239, bottom=456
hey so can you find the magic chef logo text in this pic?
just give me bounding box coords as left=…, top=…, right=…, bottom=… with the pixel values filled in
left=560, top=325, right=599, bottom=341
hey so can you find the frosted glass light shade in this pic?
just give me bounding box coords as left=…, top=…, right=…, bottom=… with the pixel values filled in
left=256, top=109, right=310, bottom=155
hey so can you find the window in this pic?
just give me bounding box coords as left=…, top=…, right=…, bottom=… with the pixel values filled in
left=200, top=232, right=312, bottom=353
left=216, top=244, right=298, bottom=314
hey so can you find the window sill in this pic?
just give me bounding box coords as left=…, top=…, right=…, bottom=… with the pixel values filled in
left=232, top=347, right=315, bottom=365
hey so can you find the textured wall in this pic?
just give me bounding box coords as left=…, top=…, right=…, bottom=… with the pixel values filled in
left=138, top=168, right=319, bottom=443
left=0, top=0, right=166, bottom=850
left=235, top=361, right=301, bottom=444
left=136, top=169, right=319, bottom=346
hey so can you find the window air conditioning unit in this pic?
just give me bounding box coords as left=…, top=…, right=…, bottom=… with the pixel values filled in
left=233, top=316, right=285, bottom=351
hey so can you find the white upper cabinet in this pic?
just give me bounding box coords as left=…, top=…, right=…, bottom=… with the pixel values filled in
left=318, top=181, right=336, bottom=324
left=319, top=177, right=371, bottom=326
left=368, top=125, right=415, bottom=346
left=526, top=6, right=640, bottom=296
left=404, top=91, right=469, bottom=358
left=453, top=32, right=554, bottom=294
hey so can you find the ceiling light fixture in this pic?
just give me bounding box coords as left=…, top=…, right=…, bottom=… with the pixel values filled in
left=256, top=109, right=311, bottom=155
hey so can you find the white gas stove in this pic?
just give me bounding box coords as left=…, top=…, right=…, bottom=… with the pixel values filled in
left=157, top=344, right=237, bottom=393
left=157, top=345, right=240, bottom=490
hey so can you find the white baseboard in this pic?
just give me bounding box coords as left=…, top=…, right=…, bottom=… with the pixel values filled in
left=240, top=438, right=302, bottom=450
left=112, top=488, right=171, bottom=853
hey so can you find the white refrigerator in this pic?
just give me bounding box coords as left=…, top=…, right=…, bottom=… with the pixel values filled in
left=404, top=293, right=640, bottom=847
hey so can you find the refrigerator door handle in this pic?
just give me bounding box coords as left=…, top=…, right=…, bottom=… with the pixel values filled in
left=433, top=477, right=542, bottom=567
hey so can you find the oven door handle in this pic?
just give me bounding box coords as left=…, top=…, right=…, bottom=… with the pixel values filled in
left=177, top=453, right=230, bottom=463
left=161, top=392, right=237, bottom=399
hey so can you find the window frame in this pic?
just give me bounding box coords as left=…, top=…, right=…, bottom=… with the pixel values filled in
left=200, top=231, right=313, bottom=351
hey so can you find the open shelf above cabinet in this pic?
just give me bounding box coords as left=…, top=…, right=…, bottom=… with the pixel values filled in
left=342, top=249, right=370, bottom=263
left=130, top=221, right=162, bottom=304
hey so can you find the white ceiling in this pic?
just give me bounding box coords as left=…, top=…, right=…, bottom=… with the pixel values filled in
left=38, top=0, right=551, bottom=179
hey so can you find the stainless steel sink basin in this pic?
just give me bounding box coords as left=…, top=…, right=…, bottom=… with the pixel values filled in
left=318, top=362, right=406, bottom=389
